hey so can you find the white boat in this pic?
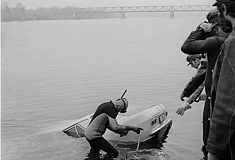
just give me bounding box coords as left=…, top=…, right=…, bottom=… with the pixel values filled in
left=63, top=104, right=172, bottom=145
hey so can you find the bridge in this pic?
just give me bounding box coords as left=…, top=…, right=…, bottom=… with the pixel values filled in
left=80, top=5, right=215, bottom=18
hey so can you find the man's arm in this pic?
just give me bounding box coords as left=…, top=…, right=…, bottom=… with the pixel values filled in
left=180, top=70, right=206, bottom=100
left=181, top=24, right=222, bottom=55
left=187, top=82, right=205, bottom=104
left=107, top=116, right=143, bottom=134
left=176, top=82, right=205, bottom=116
left=107, top=116, right=127, bottom=133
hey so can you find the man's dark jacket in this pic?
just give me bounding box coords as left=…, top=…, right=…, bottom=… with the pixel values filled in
left=181, top=60, right=207, bottom=98
left=206, top=35, right=235, bottom=159
left=181, top=29, right=226, bottom=98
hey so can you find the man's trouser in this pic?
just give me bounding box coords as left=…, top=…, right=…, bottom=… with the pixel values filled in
left=202, top=97, right=210, bottom=157
left=86, top=137, right=118, bottom=159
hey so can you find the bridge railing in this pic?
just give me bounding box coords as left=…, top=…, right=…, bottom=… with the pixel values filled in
left=82, top=5, right=214, bottom=12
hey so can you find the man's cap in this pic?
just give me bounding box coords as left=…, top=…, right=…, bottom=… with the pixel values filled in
left=186, top=55, right=202, bottom=66
left=213, top=0, right=233, bottom=6
left=206, top=9, right=220, bottom=24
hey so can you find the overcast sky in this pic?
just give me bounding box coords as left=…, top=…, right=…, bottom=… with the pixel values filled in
left=3, top=0, right=216, bottom=9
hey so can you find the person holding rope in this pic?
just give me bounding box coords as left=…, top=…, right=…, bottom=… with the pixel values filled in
left=85, top=95, right=143, bottom=160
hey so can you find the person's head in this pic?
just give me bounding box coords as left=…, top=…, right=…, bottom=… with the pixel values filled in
left=213, top=0, right=235, bottom=32
left=207, top=9, right=220, bottom=24
left=213, top=0, right=235, bottom=18
left=205, top=9, right=232, bottom=38
left=114, top=98, right=128, bottom=113
left=186, top=55, right=202, bottom=69
left=203, top=9, right=229, bottom=38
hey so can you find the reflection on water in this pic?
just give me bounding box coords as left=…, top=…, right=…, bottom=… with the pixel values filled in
left=2, top=13, right=208, bottom=160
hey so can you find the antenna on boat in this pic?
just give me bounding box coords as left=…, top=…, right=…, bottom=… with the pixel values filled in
left=121, top=89, right=127, bottom=99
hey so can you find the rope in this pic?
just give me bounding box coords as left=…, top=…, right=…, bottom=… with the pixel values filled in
left=135, top=133, right=141, bottom=152
left=125, top=133, right=141, bottom=159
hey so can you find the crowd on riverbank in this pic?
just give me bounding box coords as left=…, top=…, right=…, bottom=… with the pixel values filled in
left=176, top=1, right=235, bottom=160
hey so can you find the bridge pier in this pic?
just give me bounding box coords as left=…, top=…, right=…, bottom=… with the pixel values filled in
left=170, top=11, right=174, bottom=18
left=120, top=12, right=125, bottom=19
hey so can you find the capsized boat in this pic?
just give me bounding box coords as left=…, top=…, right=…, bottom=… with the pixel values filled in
left=63, top=104, right=172, bottom=144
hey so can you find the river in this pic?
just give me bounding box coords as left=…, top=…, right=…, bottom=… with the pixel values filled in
left=2, top=12, right=208, bottom=160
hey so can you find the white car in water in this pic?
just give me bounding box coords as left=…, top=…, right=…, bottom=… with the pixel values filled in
left=63, top=104, right=172, bottom=145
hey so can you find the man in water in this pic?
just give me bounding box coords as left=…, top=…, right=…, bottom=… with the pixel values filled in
left=85, top=98, right=143, bottom=160
left=176, top=54, right=207, bottom=116
left=181, top=9, right=231, bottom=159
left=207, top=0, right=235, bottom=160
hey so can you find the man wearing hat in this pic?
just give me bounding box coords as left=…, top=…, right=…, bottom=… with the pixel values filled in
left=85, top=98, right=143, bottom=160
left=207, top=1, right=235, bottom=160
left=181, top=8, right=232, bottom=159
left=176, top=54, right=207, bottom=116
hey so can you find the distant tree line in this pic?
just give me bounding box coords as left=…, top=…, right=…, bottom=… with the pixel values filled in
left=1, top=3, right=121, bottom=22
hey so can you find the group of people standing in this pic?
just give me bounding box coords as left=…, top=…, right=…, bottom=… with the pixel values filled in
left=177, top=0, right=235, bottom=160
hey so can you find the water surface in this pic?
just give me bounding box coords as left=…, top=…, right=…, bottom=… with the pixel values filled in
left=2, top=13, right=207, bottom=160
